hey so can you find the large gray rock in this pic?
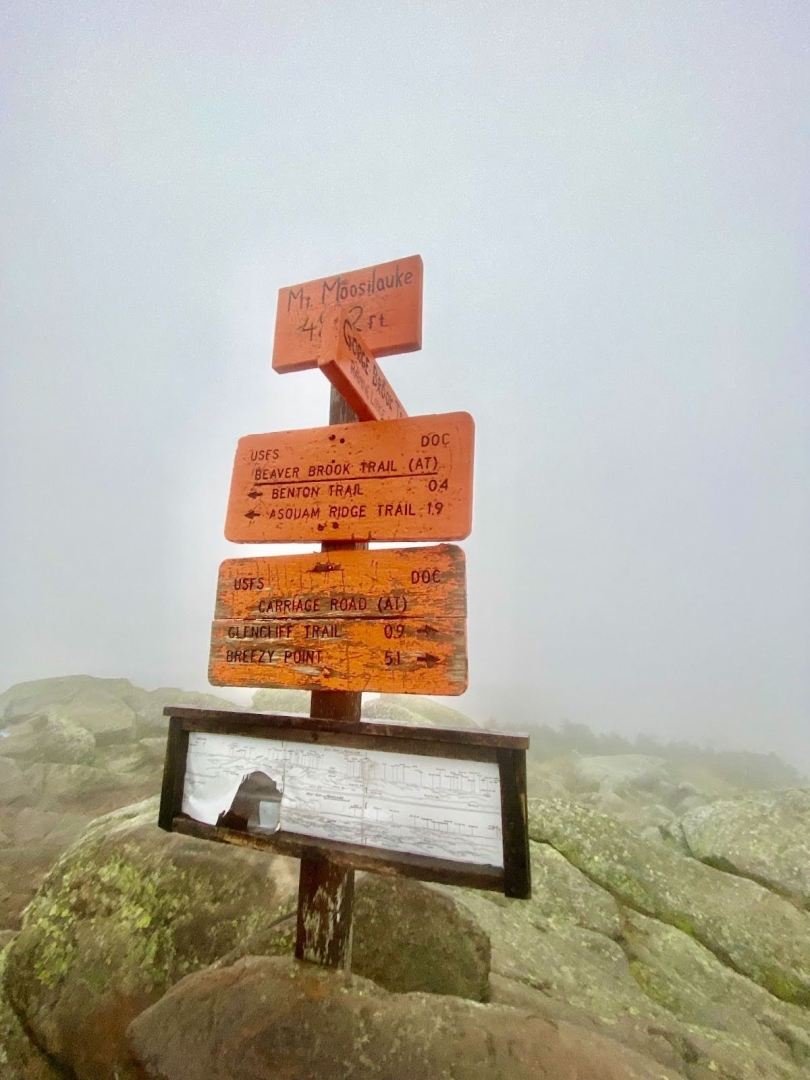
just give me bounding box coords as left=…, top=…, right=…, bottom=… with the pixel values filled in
left=12, top=810, right=91, bottom=855
left=136, top=737, right=167, bottom=764
left=362, top=694, right=480, bottom=728
left=572, top=754, right=671, bottom=794
left=0, top=760, right=27, bottom=806
left=127, top=687, right=245, bottom=737
left=0, top=713, right=95, bottom=765
left=0, top=677, right=134, bottom=725
left=622, top=909, right=810, bottom=1076
left=682, top=789, right=810, bottom=907
left=251, top=688, right=310, bottom=714
left=3, top=798, right=299, bottom=1080
left=351, top=875, right=490, bottom=1000
left=22, top=762, right=139, bottom=806
left=49, top=692, right=137, bottom=745
left=126, top=955, right=685, bottom=1080
left=211, top=874, right=493, bottom=1004
left=0, top=939, right=61, bottom=1080
left=447, top=843, right=664, bottom=1023
left=529, top=797, right=810, bottom=1006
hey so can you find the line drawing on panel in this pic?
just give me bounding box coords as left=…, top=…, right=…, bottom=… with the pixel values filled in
left=182, top=732, right=503, bottom=867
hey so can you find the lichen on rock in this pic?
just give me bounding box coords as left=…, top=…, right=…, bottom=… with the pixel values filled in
left=3, top=797, right=299, bottom=1080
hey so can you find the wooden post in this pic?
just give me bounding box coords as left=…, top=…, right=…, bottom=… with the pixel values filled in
left=295, top=386, right=365, bottom=968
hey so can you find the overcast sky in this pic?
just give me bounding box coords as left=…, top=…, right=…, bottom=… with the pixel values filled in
left=2, top=1, right=808, bottom=766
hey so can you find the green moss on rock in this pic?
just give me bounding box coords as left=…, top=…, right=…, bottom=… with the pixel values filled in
left=529, top=798, right=810, bottom=1007
left=4, top=797, right=299, bottom=1080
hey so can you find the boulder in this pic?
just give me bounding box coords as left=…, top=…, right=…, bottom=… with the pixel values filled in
left=0, top=677, right=134, bottom=726
left=210, top=875, right=493, bottom=1004
left=682, top=789, right=810, bottom=907
left=456, top=843, right=810, bottom=1079
left=126, top=955, right=685, bottom=1080
left=0, top=938, right=62, bottom=1080
left=362, top=694, right=479, bottom=728
left=126, top=687, right=244, bottom=738
left=252, top=688, right=310, bottom=714
left=12, top=811, right=91, bottom=855
left=351, top=875, right=490, bottom=1000
left=528, top=797, right=810, bottom=1006
left=447, top=843, right=664, bottom=1022
left=137, top=737, right=168, bottom=764
left=572, top=754, right=671, bottom=794
left=3, top=797, right=299, bottom=1080
left=49, top=692, right=137, bottom=745
left=622, top=909, right=810, bottom=1076
left=98, top=746, right=151, bottom=774
left=22, top=763, right=138, bottom=806
left=0, top=714, right=95, bottom=765
left=578, top=788, right=687, bottom=848
left=0, top=760, right=27, bottom=806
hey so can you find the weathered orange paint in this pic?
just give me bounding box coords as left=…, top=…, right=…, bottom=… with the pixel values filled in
left=318, top=311, right=407, bottom=422
left=209, top=545, right=467, bottom=695
left=214, top=544, right=466, bottom=622
left=209, top=617, right=467, bottom=695
left=272, top=255, right=423, bottom=374
left=224, top=412, right=474, bottom=544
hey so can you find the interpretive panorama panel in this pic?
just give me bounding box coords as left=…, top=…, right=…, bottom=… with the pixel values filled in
left=182, top=730, right=503, bottom=867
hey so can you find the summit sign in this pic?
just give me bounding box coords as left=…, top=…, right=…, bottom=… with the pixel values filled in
left=272, top=255, right=423, bottom=374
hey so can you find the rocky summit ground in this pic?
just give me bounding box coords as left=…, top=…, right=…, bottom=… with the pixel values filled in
left=1, top=675, right=809, bottom=1080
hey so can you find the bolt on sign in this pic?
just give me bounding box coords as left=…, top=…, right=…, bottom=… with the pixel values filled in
left=318, top=310, right=407, bottom=422
left=208, top=544, right=467, bottom=695
left=272, top=255, right=423, bottom=374
left=159, top=707, right=531, bottom=899
left=224, top=411, right=474, bottom=544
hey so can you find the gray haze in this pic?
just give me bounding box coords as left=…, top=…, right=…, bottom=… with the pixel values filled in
left=2, top=2, right=808, bottom=766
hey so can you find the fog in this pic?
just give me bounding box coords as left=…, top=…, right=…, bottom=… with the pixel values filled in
left=2, top=2, right=807, bottom=767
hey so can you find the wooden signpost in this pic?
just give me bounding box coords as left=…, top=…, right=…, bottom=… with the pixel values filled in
left=161, top=254, right=530, bottom=975
left=224, top=411, right=474, bottom=544
left=209, top=544, right=467, bottom=695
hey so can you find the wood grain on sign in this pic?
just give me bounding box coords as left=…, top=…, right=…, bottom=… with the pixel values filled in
left=209, top=544, right=467, bottom=695
left=224, top=412, right=474, bottom=544
left=209, top=619, right=466, bottom=695
left=213, top=545, right=466, bottom=622
left=272, top=256, right=423, bottom=374
left=162, top=707, right=530, bottom=752
left=318, top=311, right=407, bottom=422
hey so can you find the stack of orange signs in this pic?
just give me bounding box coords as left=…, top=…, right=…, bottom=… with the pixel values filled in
left=210, top=256, right=474, bottom=696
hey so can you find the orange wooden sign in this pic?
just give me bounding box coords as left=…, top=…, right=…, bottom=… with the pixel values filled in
left=272, top=255, right=423, bottom=374
left=209, top=545, right=467, bottom=694
left=318, top=310, right=407, bottom=422
left=224, top=412, right=474, bottom=544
